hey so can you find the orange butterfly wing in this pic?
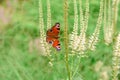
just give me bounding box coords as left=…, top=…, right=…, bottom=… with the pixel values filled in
left=46, top=23, right=61, bottom=51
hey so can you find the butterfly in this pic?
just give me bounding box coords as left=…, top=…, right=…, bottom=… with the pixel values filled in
left=46, top=23, right=61, bottom=51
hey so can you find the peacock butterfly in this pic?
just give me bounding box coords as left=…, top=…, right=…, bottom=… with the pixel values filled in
left=46, top=23, right=61, bottom=51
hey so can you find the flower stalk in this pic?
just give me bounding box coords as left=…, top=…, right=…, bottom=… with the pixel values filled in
left=39, top=0, right=51, bottom=56
left=64, top=0, right=71, bottom=79
left=47, top=0, right=51, bottom=29
left=112, top=33, right=120, bottom=80
left=88, top=0, right=103, bottom=51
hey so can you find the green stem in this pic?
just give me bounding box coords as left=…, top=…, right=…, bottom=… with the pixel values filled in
left=72, top=57, right=81, bottom=78
left=64, top=0, right=71, bottom=80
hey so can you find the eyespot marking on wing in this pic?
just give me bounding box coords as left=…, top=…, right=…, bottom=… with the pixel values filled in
left=57, top=28, right=60, bottom=30
left=50, top=29, right=52, bottom=32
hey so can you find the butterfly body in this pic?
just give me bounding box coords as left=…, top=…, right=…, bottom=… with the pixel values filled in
left=46, top=23, right=61, bottom=51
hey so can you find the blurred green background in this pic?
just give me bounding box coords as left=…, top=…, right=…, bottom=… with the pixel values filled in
left=0, top=0, right=120, bottom=80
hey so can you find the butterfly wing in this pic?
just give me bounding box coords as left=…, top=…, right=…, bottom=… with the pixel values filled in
left=46, top=37, right=61, bottom=51
left=46, top=23, right=61, bottom=51
left=52, top=39, right=61, bottom=51
left=46, top=23, right=60, bottom=38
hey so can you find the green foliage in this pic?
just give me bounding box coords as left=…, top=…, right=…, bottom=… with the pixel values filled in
left=0, top=0, right=120, bottom=80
